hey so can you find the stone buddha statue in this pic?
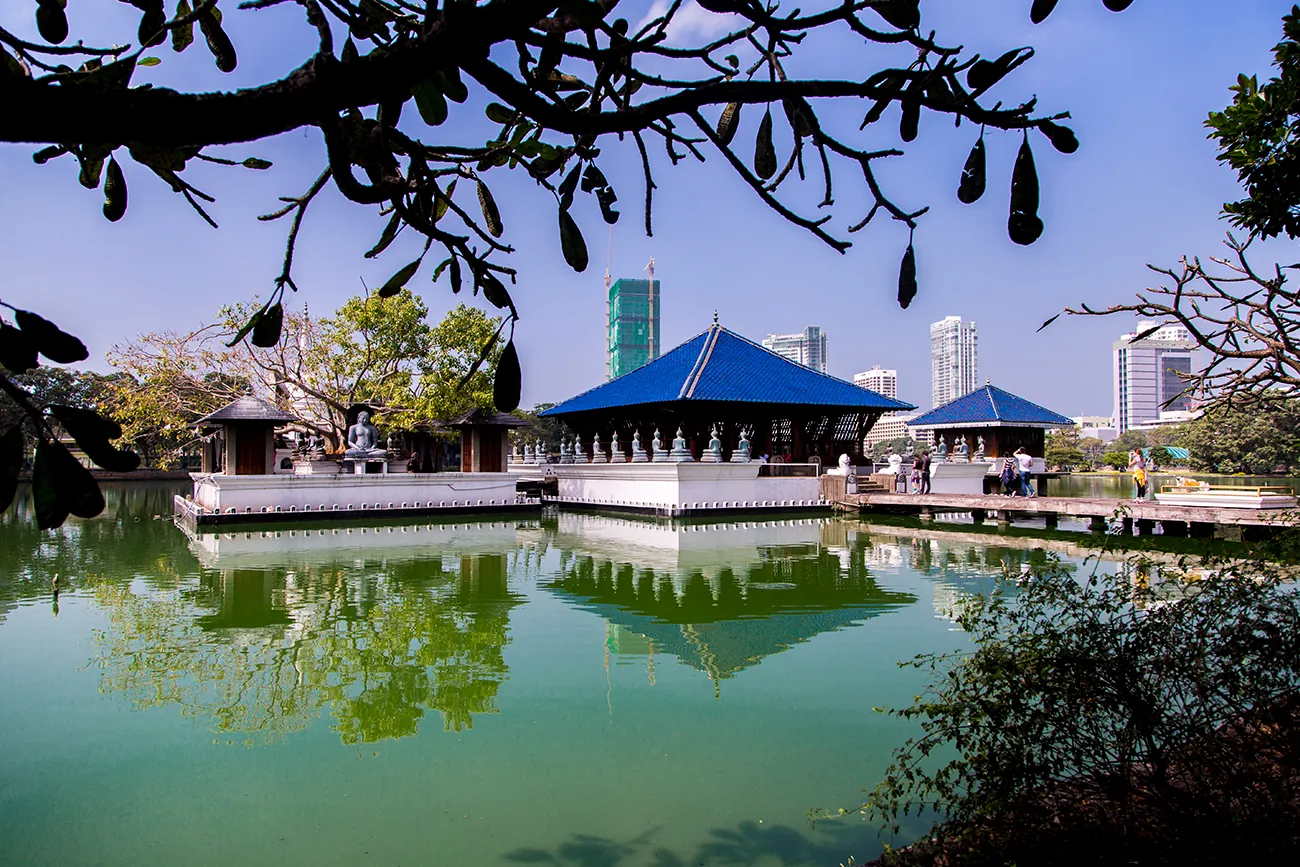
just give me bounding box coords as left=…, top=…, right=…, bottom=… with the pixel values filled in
left=704, top=425, right=723, bottom=462
left=975, top=435, right=986, bottom=461
left=669, top=427, right=693, bottom=462
left=631, top=429, right=649, bottom=463
left=651, top=428, right=667, bottom=462
left=345, top=410, right=387, bottom=459
left=955, top=437, right=969, bottom=460
left=936, top=435, right=948, bottom=460
left=730, top=428, right=751, bottom=463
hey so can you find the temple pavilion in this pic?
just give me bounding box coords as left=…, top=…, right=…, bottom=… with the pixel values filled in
left=540, top=320, right=912, bottom=464
left=907, top=382, right=1074, bottom=460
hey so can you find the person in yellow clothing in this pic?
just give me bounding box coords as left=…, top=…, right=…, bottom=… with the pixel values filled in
left=1129, top=448, right=1148, bottom=502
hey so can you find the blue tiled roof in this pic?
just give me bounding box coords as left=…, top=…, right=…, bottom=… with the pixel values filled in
left=540, top=325, right=914, bottom=416
left=909, top=384, right=1074, bottom=428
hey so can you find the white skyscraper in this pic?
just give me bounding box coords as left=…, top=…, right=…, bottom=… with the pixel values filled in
left=1112, top=321, right=1199, bottom=433
left=853, top=366, right=898, bottom=400
left=762, top=326, right=828, bottom=373
left=930, top=316, right=978, bottom=408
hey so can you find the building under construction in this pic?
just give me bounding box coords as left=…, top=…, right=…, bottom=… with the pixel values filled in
left=606, top=263, right=660, bottom=381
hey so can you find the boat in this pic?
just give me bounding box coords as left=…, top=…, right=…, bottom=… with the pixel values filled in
left=1153, top=481, right=1297, bottom=510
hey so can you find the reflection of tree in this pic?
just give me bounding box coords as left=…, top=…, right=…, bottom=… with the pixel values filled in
left=546, top=542, right=915, bottom=681
left=91, top=553, right=519, bottom=745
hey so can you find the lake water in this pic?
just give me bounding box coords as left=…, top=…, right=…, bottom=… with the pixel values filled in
left=1, top=483, right=1115, bottom=867
left=1050, top=472, right=1300, bottom=498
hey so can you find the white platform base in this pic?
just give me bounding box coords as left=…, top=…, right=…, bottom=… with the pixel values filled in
left=927, top=461, right=994, bottom=495
left=550, top=462, right=825, bottom=516
left=180, top=472, right=536, bottom=526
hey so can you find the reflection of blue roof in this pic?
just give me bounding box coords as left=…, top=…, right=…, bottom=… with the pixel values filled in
left=909, top=384, right=1073, bottom=428
left=540, top=324, right=914, bottom=416
left=1147, top=446, right=1190, bottom=461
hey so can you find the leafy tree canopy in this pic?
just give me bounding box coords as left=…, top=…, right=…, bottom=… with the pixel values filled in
left=1174, top=402, right=1300, bottom=474
left=108, top=293, right=502, bottom=463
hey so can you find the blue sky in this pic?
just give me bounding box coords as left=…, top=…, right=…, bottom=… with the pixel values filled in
left=0, top=0, right=1294, bottom=414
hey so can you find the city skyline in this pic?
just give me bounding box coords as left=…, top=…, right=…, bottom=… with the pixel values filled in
left=1112, top=320, right=1201, bottom=434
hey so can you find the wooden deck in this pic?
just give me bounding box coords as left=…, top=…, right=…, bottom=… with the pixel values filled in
left=837, top=492, right=1298, bottom=539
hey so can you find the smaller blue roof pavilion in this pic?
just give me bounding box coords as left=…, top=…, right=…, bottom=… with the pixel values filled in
left=909, top=384, right=1073, bottom=430
left=908, top=383, right=1073, bottom=460
left=541, top=322, right=914, bottom=463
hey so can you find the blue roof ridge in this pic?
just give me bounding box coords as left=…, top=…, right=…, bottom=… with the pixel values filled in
left=985, top=385, right=1001, bottom=418
left=989, top=383, right=1072, bottom=423
left=680, top=324, right=722, bottom=399
left=711, top=326, right=914, bottom=408
left=539, top=323, right=717, bottom=413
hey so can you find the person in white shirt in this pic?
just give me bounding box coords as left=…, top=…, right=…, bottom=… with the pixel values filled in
left=1014, top=447, right=1035, bottom=498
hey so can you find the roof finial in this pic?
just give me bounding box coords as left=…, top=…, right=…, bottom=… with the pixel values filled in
left=986, top=377, right=991, bottom=386
left=712, top=310, right=719, bottom=326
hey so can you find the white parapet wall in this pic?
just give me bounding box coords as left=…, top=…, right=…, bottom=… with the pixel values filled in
left=927, top=461, right=995, bottom=495
left=180, top=472, right=535, bottom=526
left=550, top=462, right=826, bottom=516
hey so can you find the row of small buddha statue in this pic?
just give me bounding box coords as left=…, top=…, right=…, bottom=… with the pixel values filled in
left=510, top=426, right=753, bottom=465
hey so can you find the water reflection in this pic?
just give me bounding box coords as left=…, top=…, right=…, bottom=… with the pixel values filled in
left=545, top=514, right=917, bottom=683
left=91, top=548, right=522, bottom=744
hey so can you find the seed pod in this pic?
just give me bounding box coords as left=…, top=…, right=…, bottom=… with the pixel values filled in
left=897, top=243, right=917, bottom=309
left=1103, top=0, right=1134, bottom=10
left=1008, top=138, right=1043, bottom=245
left=378, top=259, right=420, bottom=297
left=967, top=48, right=1025, bottom=93
left=478, top=180, right=503, bottom=237
left=559, top=208, right=589, bottom=272
left=251, top=302, right=283, bottom=347
left=14, top=310, right=88, bottom=363
left=716, top=102, right=741, bottom=146
left=754, top=108, right=777, bottom=180
left=1030, top=0, right=1059, bottom=23
left=449, top=256, right=462, bottom=294
left=493, top=339, right=521, bottom=413
left=102, top=157, right=127, bottom=222
left=899, top=98, right=919, bottom=143
left=1039, top=120, right=1079, bottom=154
left=437, top=66, right=468, bottom=104
left=957, top=136, right=986, bottom=204
left=78, top=153, right=104, bottom=190
left=35, top=0, right=68, bottom=45
left=199, top=11, right=237, bottom=73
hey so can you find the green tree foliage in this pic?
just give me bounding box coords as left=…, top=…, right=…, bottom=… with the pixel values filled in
left=1043, top=427, right=1084, bottom=470
left=872, top=437, right=916, bottom=462
left=1102, top=450, right=1129, bottom=470
left=1175, top=402, right=1300, bottom=473
left=1207, top=5, right=1300, bottom=240
left=862, top=559, right=1300, bottom=866
left=1078, top=436, right=1108, bottom=470
left=512, top=403, right=573, bottom=455
left=108, top=294, right=502, bottom=458
left=1112, top=429, right=1149, bottom=453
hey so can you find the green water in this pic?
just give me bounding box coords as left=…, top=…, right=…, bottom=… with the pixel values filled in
left=0, top=484, right=1102, bottom=867
left=1051, top=472, right=1300, bottom=498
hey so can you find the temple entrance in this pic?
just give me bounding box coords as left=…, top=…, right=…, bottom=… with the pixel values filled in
left=479, top=431, right=503, bottom=473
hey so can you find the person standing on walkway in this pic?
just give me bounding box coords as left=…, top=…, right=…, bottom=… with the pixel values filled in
left=1015, top=447, right=1035, bottom=498
left=1129, top=448, right=1148, bottom=501
left=910, top=451, right=922, bottom=494
left=1000, top=454, right=1020, bottom=496
left=920, top=449, right=932, bottom=494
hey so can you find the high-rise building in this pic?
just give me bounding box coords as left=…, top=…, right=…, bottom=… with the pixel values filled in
left=606, top=277, right=660, bottom=380
left=762, top=326, right=828, bottom=373
left=853, top=366, right=898, bottom=401
left=1112, top=321, right=1199, bottom=434
left=930, top=316, right=978, bottom=408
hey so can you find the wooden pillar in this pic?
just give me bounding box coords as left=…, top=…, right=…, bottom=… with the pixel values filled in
left=1089, top=515, right=1107, bottom=534
left=1160, top=520, right=1188, bottom=537
left=1215, top=524, right=1244, bottom=542
left=1189, top=522, right=1215, bottom=538
left=1136, top=518, right=1155, bottom=536
left=919, top=507, right=934, bottom=522
left=1044, top=513, right=1058, bottom=529
left=971, top=508, right=986, bottom=525
left=1121, top=517, right=1133, bottom=535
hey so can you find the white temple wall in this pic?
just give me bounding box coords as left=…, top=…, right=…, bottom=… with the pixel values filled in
left=191, top=472, right=521, bottom=514
left=552, top=463, right=823, bottom=514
